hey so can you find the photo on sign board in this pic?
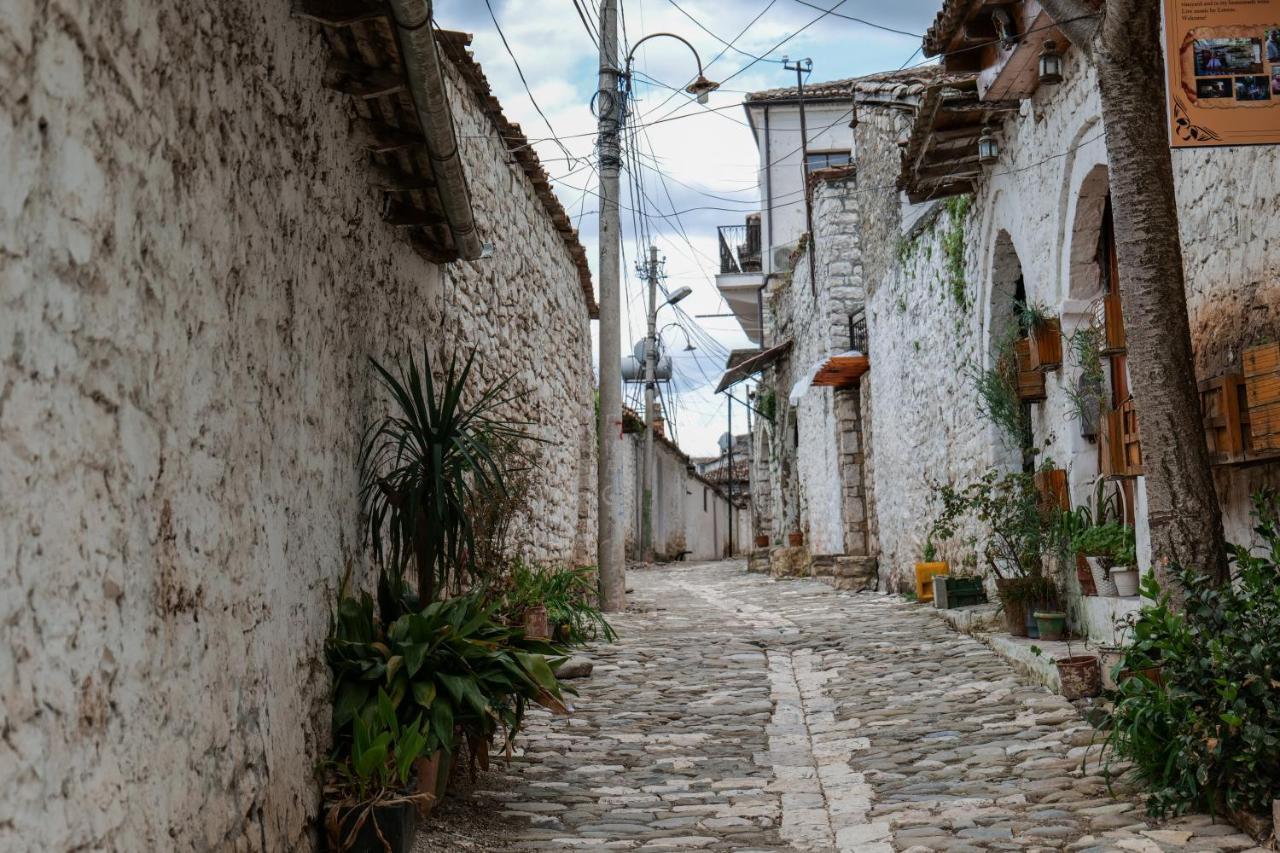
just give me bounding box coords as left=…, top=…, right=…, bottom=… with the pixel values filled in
left=1272, top=68, right=1280, bottom=96
left=1193, top=37, right=1264, bottom=75
left=1235, top=75, right=1271, bottom=101
left=1267, top=29, right=1280, bottom=62
left=1196, top=78, right=1234, bottom=99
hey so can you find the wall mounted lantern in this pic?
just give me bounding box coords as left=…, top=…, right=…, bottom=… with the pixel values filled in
left=977, top=126, right=1000, bottom=164
left=1039, top=40, right=1064, bottom=85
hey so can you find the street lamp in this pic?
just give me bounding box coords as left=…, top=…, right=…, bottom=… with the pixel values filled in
left=1038, top=40, right=1064, bottom=85
left=978, top=125, right=1000, bottom=165
left=624, top=33, right=720, bottom=105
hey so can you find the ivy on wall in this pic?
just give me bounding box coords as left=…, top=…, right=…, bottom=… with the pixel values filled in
left=941, top=195, right=972, bottom=309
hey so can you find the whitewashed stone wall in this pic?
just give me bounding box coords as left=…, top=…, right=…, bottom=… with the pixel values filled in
left=0, top=4, right=595, bottom=851
left=621, top=429, right=748, bottom=561
left=757, top=174, right=871, bottom=560
left=859, top=48, right=1280, bottom=596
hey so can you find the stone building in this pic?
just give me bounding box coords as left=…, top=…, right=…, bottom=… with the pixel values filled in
left=856, top=1, right=1280, bottom=638
left=720, top=162, right=878, bottom=592
left=618, top=411, right=750, bottom=562
left=715, top=79, right=858, bottom=345
left=1, top=5, right=596, bottom=850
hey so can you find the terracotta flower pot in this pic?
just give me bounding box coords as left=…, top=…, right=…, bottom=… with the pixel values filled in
left=522, top=604, right=550, bottom=640
left=1056, top=655, right=1102, bottom=700
left=996, top=579, right=1027, bottom=637
left=754, top=534, right=770, bottom=548
left=1118, top=665, right=1164, bottom=687
left=787, top=531, right=804, bottom=547
left=1075, top=552, right=1097, bottom=596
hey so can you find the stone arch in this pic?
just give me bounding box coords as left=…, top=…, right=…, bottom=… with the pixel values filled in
left=987, top=229, right=1025, bottom=360
left=1068, top=165, right=1110, bottom=301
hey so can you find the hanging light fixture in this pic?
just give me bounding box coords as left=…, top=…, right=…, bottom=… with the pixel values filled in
left=977, top=126, right=999, bottom=164
left=1039, top=40, right=1064, bottom=85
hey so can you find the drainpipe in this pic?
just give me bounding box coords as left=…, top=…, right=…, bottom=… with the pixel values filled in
left=761, top=105, right=772, bottom=346
left=388, top=0, right=483, bottom=260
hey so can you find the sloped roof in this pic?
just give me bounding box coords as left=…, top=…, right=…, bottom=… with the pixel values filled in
left=923, top=0, right=985, bottom=57
left=746, top=77, right=858, bottom=103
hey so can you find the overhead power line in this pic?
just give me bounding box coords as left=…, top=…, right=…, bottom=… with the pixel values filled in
left=482, top=0, right=583, bottom=168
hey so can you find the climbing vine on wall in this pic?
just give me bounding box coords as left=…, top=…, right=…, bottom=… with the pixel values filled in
left=941, top=195, right=972, bottom=309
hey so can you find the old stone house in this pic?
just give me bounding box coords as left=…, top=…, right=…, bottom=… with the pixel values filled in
left=718, top=161, right=878, bottom=591
left=857, top=2, right=1280, bottom=639
left=618, top=410, right=750, bottom=562
left=1, top=4, right=596, bottom=850
left=725, top=1, right=1279, bottom=641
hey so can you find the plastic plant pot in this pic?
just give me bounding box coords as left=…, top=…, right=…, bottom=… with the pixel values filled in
left=1111, top=567, right=1139, bottom=596
left=1033, top=610, right=1067, bottom=641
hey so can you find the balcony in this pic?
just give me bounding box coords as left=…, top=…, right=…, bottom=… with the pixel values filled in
left=718, top=217, right=762, bottom=275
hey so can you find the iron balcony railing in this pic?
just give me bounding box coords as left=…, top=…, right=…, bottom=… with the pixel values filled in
left=848, top=308, right=868, bottom=353
left=718, top=219, right=762, bottom=275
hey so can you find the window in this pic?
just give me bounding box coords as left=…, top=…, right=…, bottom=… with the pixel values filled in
left=703, top=488, right=708, bottom=512
left=805, top=150, right=851, bottom=174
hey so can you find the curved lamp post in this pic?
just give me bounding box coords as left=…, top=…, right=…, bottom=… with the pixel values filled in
left=624, top=33, right=720, bottom=104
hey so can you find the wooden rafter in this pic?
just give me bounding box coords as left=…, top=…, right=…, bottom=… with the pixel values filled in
left=291, top=0, right=384, bottom=27
left=323, top=57, right=405, bottom=100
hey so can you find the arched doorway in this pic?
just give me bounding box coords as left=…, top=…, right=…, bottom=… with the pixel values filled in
left=987, top=230, right=1036, bottom=472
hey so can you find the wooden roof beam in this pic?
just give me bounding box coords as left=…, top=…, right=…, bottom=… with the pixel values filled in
left=291, top=0, right=385, bottom=27
left=356, top=118, right=424, bottom=154
left=383, top=199, right=446, bottom=228
left=368, top=162, right=437, bottom=192
left=323, top=57, right=405, bottom=100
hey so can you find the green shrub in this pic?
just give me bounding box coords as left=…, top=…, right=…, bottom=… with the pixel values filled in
left=929, top=469, right=1047, bottom=578
left=1072, top=522, right=1136, bottom=565
left=1104, top=490, right=1280, bottom=818
left=503, top=562, right=617, bottom=645
left=326, top=589, right=572, bottom=762
left=359, top=347, right=537, bottom=605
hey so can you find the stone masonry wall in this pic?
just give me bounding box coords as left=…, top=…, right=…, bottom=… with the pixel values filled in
left=762, top=174, right=869, bottom=559
left=0, top=4, right=594, bottom=851
left=621, top=429, right=747, bottom=562
left=858, top=50, right=1280, bottom=596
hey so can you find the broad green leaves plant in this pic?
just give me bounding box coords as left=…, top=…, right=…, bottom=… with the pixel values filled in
left=359, top=347, right=536, bottom=606
left=327, top=589, right=573, bottom=763
left=1104, top=489, right=1280, bottom=818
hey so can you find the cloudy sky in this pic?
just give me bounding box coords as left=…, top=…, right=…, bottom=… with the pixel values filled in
left=434, top=0, right=942, bottom=456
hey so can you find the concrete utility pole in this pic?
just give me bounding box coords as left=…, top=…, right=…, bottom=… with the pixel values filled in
left=596, top=0, right=626, bottom=612
left=783, top=57, right=817, bottom=295
left=727, top=396, right=735, bottom=557
left=641, top=245, right=660, bottom=564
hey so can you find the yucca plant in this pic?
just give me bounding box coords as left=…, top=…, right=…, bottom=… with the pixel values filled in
left=359, top=347, right=535, bottom=606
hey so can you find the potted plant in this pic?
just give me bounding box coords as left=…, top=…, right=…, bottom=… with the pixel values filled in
left=931, top=470, right=1053, bottom=636
left=1020, top=301, right=1063, bottom=372
left=324, top=693, right=432, bottom=853
left=754, top=533, right=770, bottom=548
left=1032, top=624, right=1102, bottom=701
left=1074, top=522, right=1136, bottom=597
left=1034, top=608, right=1067, bottom=641
left=788, top=530, right=804, bottom=547
left=914, top=537, right=949, bottom=602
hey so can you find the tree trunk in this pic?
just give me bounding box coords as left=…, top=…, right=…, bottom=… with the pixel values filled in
left=1039, top=0, right=1229, bottom=595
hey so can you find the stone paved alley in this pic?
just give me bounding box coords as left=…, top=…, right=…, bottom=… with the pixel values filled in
left=416, top=561, right=1265, bottom=853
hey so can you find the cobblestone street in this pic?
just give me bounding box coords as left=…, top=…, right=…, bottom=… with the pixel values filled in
left=418, top=561, right=1265, bottom=852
